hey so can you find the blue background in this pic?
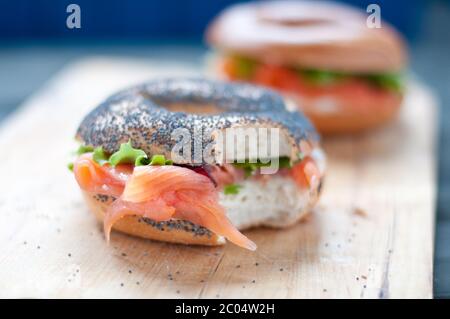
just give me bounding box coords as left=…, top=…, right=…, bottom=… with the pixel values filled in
left=0, top=0, right=426, bottom=40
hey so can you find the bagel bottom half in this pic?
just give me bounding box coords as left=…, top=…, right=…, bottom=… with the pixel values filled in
left=83, top=174, right=322, bottom=246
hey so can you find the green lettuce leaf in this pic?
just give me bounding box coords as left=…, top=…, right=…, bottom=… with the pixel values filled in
left=223, top=184, right=242, bottom=195
left=232, top=156, right=292, bottom=177
left=92, top=146, right=109, bottom=166
left=76, top=144, right=94, bottom=155
left=300, top=69, right=346, bottom=85
left=233, top=56, right=259, bottom=79
left=78, top=140, right=173, bottom=167
left=108, top=140, right=147, bottom=167
left=364, top=73, right=403, bottom=92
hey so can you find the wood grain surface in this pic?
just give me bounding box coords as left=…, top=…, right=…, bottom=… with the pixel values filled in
left=0, top=57, right=437, bottom=298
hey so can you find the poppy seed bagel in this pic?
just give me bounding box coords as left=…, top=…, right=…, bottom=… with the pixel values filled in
left=73, top=78, right=325, bottom=248
left=205, top=1, right=408, bottom=134
left=75, top=78, right=319, bottom=164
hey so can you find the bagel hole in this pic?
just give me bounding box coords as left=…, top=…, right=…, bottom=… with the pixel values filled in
left=260, top=17, right=330, bottom=27
left=257, top=6, right=332, bottom=27
left=158, top=102, right=224, bottom=115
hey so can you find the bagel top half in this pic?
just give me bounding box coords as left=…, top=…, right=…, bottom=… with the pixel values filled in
left=76, top=78, right=319, bottom=164
left=206, top=0, right=407, bottom=73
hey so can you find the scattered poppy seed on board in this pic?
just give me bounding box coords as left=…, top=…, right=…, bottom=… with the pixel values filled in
left=354, top=207, right=367, bottom=217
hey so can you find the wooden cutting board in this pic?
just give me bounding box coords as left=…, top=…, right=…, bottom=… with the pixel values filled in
left=0, top=57, right=437, bottom=298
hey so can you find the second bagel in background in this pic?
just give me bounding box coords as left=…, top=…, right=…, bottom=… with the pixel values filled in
left=206, top=0, right=408, bottom=134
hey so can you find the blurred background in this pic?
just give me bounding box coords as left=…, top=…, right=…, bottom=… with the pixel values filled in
left=0, top=0, right=449, bottom=297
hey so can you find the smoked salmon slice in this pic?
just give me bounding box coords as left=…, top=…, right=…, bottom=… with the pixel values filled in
left=223, top=58, right=400, bottom=113
left=73, top=153, right=132, bottom=198
left=120, top=165, right=256, bottom=250
left=291, top=157, right=321, bottom=190
left=73, top=155, right=257, bottom=250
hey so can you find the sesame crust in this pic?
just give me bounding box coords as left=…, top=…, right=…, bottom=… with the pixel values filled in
left=76, top=78, right=318, bottom=164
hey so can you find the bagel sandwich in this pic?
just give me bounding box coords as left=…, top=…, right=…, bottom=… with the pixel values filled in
left=206, top=0, right=408, bottom=134
left=69, top=78, right=325, bottom=250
